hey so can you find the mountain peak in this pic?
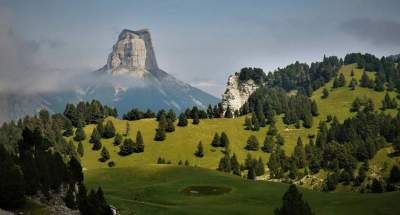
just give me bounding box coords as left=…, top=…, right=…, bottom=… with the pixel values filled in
left=101, top=28, right=159, bottom=77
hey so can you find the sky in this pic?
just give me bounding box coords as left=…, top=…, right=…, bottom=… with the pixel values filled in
left=0, top=0, right=400, bottom=97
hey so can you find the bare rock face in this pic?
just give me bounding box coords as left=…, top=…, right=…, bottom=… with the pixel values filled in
left=221, top=74, right=259, bottom=111
left=103, top=29, right=159, bottom=78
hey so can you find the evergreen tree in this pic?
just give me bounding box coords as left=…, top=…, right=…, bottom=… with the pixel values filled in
left=74, top=125, right=86, bottom=141
left=338, top=73, right=346, bottom=87
left=63, top=119, right=74, bottom=137
left=321, top=88, right=329, bottom=99
left=224, top=106, right=233, bottom=118
left=154, top=114, right=167, bottom=141
left=166, top=118, right=175, bottom=132
left=124, top=121, right=130, bottom=136
left=274, top=184, right=314, bottom=215
left=374, top=76, right=385, bottom=91
left=195, top=141, right=204, bottom=157
left=230, top=153, right=241, bottom=176
left=293, top=137, right=306, bottom=168
left=262, top=135, right=275, bottom=153
left=303, top=112, right=313, bottom=128
left=255, top=157, right=265, bottom=176
left=220, top=132, right=230, bottom=148
left=0, top=145, right=25, bottom=210
left=371, top=179, right=384, bottom=193
left=350, top=97, right=362, bottom=112
left=389, top=165, right=400, bottom=183
left=103, top=120, right=116, bottom=138
left=119, top=138, right=134, bottom=156
left=360, top=71, right=370, bottom=87
left=113, top=133, right=123, bottom=146
left=211, top=133, right=221, bottom=147
left=92, top=139, right=102, bottom=151
left=167, top=109, right=177, bottom=122
left=266, top=110, right=276, bottom=124
left=185, top=160, right=190, bottom=166
left=134, top=130, right=144, bottom=152
left=349, top=77, right=357, bottom=90
left=245, top=135, right=259, bottom=151
left=177, top=113, right=188, bottom=127
left=251, top=112, right=260, bottom=131
left=350, top=69, right=355, bottom=76
left=247, top=167, right=256, bottom=180
left=69, top=156, right=83, bottom=183
left=218, top=153, right=231, bottom=172
left=100, top=146, right=110, bottom=162
left=64, top=185, right=76, bottom=209
left=267, top=123, right=278, bottom=136
left=192, top=108, right=200, bottom=125
left=77, top=141, right=84, bottom=157
left=89, top=127, right=101, bottom=144
left=311, top=101, right=319, bottom=116
left=96, top=121, right=105, bottom=137
left=276, top=134, right=285, bottom=145
left=244, top=116, right=253, bottom=130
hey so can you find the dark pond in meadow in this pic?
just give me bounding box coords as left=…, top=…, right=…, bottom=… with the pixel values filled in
left=181, top=185, right=232, bottom=196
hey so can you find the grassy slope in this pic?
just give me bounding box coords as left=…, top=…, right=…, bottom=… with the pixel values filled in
left=77, top=64, right=399, bottom=171
left=78, top=64, right=400, bottom=214
left=85, top=165, right=400, bottom=215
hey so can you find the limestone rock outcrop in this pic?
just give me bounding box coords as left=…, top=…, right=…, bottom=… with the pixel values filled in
left=221, top=73, right=259, bottom=111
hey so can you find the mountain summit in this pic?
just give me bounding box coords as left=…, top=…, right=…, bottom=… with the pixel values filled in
left=0, top=29, right=218, bottom=122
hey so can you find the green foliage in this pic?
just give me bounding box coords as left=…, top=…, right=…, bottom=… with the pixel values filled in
left=77, top=141, right=84, bottom=157
left=154, top=114, right=167, bottom=141
left=103, top=120, right=116, bottom=138
left=389, top=165, right=400, bottom=183
left=245, top=135, right=259, bottom=151
left=220, top=132, right=230, bottom=148
left=166, top=118, right=175, bottom=132
left=274, top=184, right=314, bottom=215
left=321, top=88, right=329, bottom=99
left=195, top=141, right=204, bottom=157
left=238, top=67, right=266, bottom=85
left=100, top=146, right=110, bottom=162
left=177, top=113, right=188, bottom=127
left=134, top=131, right=144, bottom=153
left=89, top=127, right=101, bottom=144
left=262, top=135, right=275, bottom=153
left=113, top=133, right=123, bottom=146
left=119, top=138, right=134, bottom=156
left=211, top=133, right=221, bottom=147
left=74, top=126, right=86, bottom=141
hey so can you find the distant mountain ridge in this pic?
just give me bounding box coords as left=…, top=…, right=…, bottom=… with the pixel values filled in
left=0, top=29, right=218, bottom=122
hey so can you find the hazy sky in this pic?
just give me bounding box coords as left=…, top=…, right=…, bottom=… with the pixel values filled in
left=1, top=0, right=400, bottom=96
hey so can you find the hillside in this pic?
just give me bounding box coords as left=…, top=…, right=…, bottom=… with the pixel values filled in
left=76, top=64, right=399, bottom=171
left=85, top=165, right=400, bottom=215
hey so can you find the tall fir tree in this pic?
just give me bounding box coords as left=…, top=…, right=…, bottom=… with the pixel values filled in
left=274, top=184, right=315, bottom=215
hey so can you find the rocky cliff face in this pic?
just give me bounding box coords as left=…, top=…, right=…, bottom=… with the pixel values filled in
left=221, top=74, right=259, bottom=111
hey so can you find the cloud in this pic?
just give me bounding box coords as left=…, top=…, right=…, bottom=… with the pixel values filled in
left=340, top=18, right=400, bottom=46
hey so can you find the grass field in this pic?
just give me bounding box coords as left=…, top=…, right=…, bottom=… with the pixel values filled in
left=85, top=165, right=400, bottom=215
left=77, top=64, right=400, bottom=214
left=76, top=64, right=399, bottom=171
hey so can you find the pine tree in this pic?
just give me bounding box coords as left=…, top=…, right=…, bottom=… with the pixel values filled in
left=360, top=71, right=370, bottom=87
left=77, top=141, right=84, bottom=157
left=177, top=113, right=188, bottom=127
left=63, top=119, right=74, bottom=137
left=135, top=130, right=144, bottom=152
left=350, top=69, right=355, bottom=76
left=119, top=138, right=134, bottom=156
left=89, top=127, right=101, bottom=144
left=96, top=121, right=105, bottom=137
left=245, top=135, right=259, bottom=151
left=192, top=109, right=200, bottom=125
left=349, top=77, right=357, bottom=90
left=64, top=185, right=76, bottom=209
left=293, top=137, right=306, bottom=168
left=247, top=167, right=256, bottom=180
left=220, top=132, right=230, bottom=148
left=350, top=97, right=362, bottom=112
left=244, top=116, right=253, bottom=130
left=92, top=139, right=102, bottom=151
left=125, top=121, right=130, bottom=136
left=224, top=106, right=233, bottom=118
left=276, top=134, right=285, bottom=145
left=274, top=184, right=314, bottom=215
left=321, top=88, right=329, bottom=99
left=184, top=160, right=190, bottom=166
left=167, top=109, right=176, bottom=122
left=195, top=141, right=204, bottom=157
left=103, top=120, right=116, bottom=138
left=262, top=135, right=275, bottom=153
left=371, top=179, right=383, bottom=193
left=251, top=112, right=260, bottom=131
left=311, top=101, right=319, bottom=116
left=114, top=133, right=123, bottom=146
left=211, top=133, right=221, bottom=147
left=266, top=110, right=276, bottom=124
left=217, top=154, right=231, bottom=172
left=374, top=76, right=385, bottom=92
left=166, top=118, right=175, bottom=132
left=302, top=112, right=313, bottom=128
left=389, top=165, right=400, bottom=183
left=74, top=125, right=86, bottom=141
left=100, top=146, right=110, bottom=162
left=255, top=157, right=265, bottom=176
left=154, top=114, right=167, bottom=141
left=338, top=73, right=346, bottom=87
left=230, top=153, right=241, bottom=176
left=267, top=123, right=278, bottom=136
